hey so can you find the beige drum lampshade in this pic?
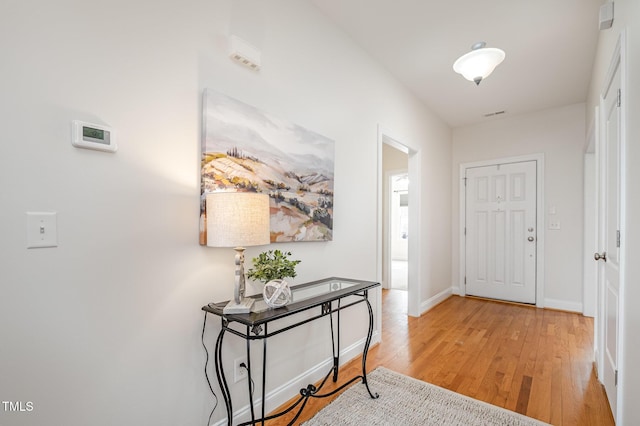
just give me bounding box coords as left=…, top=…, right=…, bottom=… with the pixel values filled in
left=206, top=192, right=270, bottom=247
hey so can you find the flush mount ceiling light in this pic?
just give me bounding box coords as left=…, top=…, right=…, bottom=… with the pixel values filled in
left=453, top=42, right=505, bottom=85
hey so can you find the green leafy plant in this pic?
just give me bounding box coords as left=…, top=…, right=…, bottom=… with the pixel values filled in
left=246, top=250, right=301, bottom=283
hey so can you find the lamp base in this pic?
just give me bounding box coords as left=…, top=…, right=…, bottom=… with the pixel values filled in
left=223, top=297, right=255, bottom=314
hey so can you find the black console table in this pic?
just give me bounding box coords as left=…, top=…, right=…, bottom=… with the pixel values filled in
left=202, top=277, right=381, bottom=425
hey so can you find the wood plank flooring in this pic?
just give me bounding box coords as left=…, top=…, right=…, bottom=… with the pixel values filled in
left=267, top=290, right=614, bottom=425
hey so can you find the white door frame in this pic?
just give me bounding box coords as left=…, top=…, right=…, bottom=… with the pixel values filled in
left=458, top=153, right=545, bottom=307
left=582, top=147, right=597, bottom=318
left=377, top=125, right=422, bottom=319
left=583, top=114, right=597, bottom=318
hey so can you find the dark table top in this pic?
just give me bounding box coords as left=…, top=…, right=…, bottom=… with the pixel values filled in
left=202, top=276, right=380, bottom=326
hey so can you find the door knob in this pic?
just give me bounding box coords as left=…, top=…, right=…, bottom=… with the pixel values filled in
left=527, top=236, right=534, bottom=242
left=594, top=252, right=607, bottom=262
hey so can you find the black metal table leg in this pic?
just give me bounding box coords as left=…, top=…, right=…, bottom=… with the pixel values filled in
left=214, top=321, right=234, bottom=425
left=245, top=326, right=255, bottom=425
left=361, top=290, right=379, bottom=399
left=328, top=301, right=339, bottom=382
left=335, top=300, right=341, bottom=382
left=261, top=323, right=268, bottom=425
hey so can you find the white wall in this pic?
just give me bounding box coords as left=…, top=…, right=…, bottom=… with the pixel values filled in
left=0, top=1, right=451, bottom=425
left=451, top=104, right=586, bottom=311
left=586, top=0, right=640, bottom=423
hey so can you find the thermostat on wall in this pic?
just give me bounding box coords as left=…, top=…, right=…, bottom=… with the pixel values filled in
left=72, top=120, right=117, bottom=152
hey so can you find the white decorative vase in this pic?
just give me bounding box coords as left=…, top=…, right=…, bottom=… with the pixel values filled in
left=263, top=279, right=292, bottom=308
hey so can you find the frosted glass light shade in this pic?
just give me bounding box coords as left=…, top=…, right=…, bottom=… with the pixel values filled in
left=206, top=192, right=270, bottom=247
left=453, top=47, right=505, bottom=84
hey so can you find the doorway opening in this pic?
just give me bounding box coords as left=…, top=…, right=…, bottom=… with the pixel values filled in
left=377, top=126, right=421, bottom=327
left=380, top=135, right=410, bottom=314
left=389, top=172, right=409, bottom=291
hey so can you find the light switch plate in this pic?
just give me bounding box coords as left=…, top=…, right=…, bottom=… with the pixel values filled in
left=27, top=212, right=58, bottom=248
left=549, top=221, right=561, bottom=230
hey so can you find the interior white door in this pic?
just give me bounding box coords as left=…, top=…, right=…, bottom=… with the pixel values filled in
left=597, top=58, right=621, bottom=422
left=465, top=161, right=537, bottom=304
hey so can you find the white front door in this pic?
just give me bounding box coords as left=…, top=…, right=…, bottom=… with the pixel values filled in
left=597, top=53, right=622, bottom=422
left=465, top=161, right=537, bottom=304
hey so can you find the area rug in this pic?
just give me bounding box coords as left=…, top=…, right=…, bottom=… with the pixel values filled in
left=302, top=367, right=549, bottom=426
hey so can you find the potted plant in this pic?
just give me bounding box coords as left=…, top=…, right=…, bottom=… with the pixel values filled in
left=247, top=250, right=301, bottom=308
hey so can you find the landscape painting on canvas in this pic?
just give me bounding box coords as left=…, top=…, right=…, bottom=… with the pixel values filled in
left=200, top=89, right=335, bottom=244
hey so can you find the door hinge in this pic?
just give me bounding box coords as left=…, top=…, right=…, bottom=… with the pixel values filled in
left=464, top=276, right=467, bottom=285
left=615, top=369, right=618, bottom=386
left=617, top=230, right=621, bottom=248
left=464, top=227, right=466, bottom=236
left=617, top=89, right=621, bottom=107
left=463, top=177, right=467, bottom=186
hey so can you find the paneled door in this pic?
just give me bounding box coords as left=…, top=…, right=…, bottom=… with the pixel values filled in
left=465, top=161, right=537, bottom=304
left=596, top=50, right=622, bottom=421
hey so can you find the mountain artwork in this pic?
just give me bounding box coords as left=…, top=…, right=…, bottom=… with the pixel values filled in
left=200, top=89, right=335, bottom=243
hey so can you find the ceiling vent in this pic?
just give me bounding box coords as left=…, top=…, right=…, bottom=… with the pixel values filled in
left=483, top=110, right=506, bottom=118
left=229, top=35, right=261, bottom=71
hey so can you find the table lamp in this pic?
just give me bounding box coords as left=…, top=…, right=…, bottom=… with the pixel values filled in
left=206, top=192, right=271, bottom=314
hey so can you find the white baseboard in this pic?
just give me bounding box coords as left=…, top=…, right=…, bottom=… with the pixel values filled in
left=420, top=288, right=453, bottom=315
left=543, top=297, right=583, bottom=313
left=212, top=331, right=380, bottom=426
left=451, top=285, right=583, bottom=315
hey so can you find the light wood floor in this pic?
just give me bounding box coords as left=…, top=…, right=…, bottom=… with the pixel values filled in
left=268, top=290, right=614, bottom=425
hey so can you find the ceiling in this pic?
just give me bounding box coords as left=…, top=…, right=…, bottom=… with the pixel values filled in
left=310, top=0, right=604, bottom=128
